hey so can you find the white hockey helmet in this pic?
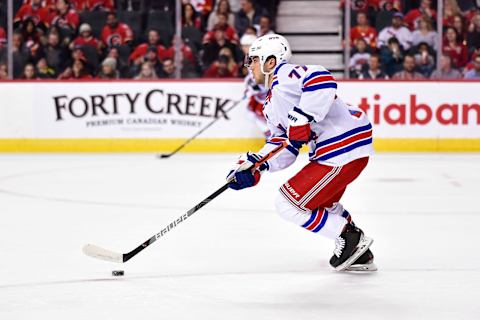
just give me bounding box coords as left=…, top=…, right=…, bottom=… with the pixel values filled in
left=245, top=33, right=292, bottom=75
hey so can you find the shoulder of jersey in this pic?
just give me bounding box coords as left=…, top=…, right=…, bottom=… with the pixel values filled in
left=271, top=63, right=334, bottom=90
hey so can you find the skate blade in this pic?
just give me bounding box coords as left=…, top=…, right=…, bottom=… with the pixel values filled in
left=335, top=236, right=373, bottom=272
left=345, top=262, right=378, bottom=272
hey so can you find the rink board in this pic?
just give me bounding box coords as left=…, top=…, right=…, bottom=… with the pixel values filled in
left=0, top=80, right=478, bottom=152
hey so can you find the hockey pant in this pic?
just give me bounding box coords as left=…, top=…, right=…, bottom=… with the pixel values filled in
left=275, top=157, right=368, bottom=239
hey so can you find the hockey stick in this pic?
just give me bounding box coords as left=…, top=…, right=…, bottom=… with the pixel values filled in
left=83, top=140, right=289, bottom=263
left=157, top=99, right=243, bottom=159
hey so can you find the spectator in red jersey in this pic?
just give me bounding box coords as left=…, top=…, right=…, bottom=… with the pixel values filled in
left=164, top=37, right=196, bottom=67
left=358, top=54, right=389, bottom=79
left=393, top=54, right=425, bottom=79
left=204, top=54, right=236, bottom=77
left=350, top=11, right=377, bottom=48
left=404, top=0, right=436, bottom=31
left=22, top=63, right=37, bottom=79
left=430, top=54, right=461, bottom=79
left=71, top=23, right=101, bottom=52
left=97, top=56, right=119, bottom=79
left=207, top=0, right=235, bottom=31
left=442, top=26, right=468, bottom=69
left=134, top=62, right=158, bottom=80
left=411, top=16, right=438, bottom=51
left=203, top=14, right=239, bottom=44
left=48, top=0, right=80, bottom=41
left=183, top=3, right=202, bottom=29
left=14, top=0, right=50, bottom=28
left=443, top=0, right=462, bottom=27
left=101, top=12, right=134, bottom=48
left=129, top=29, right=167, bottom=66
left=23, top=0, right=56, bottom=11
left=467, top=12, right=480, bottom=56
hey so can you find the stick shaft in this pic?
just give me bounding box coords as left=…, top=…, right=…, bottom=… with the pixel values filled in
left=123, top=182, right=230, bottom=262
left=86, top=141, right=288, bottom=263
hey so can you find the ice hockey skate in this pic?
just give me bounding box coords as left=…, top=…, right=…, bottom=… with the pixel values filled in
left=329, top=223, right=373, bottom=271
left=345, top=249, right=377, bottom=272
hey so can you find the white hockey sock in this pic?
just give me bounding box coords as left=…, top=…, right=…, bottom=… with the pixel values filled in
left=326, top=202, right=352, bottom=223
left=275, top=194, right=347, bottom=239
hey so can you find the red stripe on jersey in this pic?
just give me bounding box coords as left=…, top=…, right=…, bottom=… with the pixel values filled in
left=315, top=130, right=372, bottom=157
left=304, top=75, right=335, bottom=88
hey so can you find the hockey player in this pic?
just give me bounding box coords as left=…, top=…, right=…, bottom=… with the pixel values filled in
left=227, top=34, right=376, bottom=271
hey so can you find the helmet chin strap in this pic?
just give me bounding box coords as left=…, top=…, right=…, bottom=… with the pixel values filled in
left=260, top=59, right=276, bottom=89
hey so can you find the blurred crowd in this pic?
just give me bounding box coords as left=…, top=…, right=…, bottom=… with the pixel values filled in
left=0, top=0, right=278, bottom=79
left=344, top=0, right=480, bottom=79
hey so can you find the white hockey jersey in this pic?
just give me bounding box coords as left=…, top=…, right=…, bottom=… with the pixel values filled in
left=257, top=62, right=374, bottom=171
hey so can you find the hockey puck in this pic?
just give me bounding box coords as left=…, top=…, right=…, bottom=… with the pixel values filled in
left=111, top=270, right=124, bottom=276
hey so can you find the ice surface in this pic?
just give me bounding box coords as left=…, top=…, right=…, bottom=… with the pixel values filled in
left=0, top=153, right=479, bottom=319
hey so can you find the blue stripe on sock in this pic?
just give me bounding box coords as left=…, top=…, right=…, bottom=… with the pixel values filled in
left=302, top=209, right=318, bottom=228
left=312, top=210, right=329, bottom=233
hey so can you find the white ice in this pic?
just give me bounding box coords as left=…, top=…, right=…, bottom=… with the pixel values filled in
left=0, top=153, right=479, bottom=320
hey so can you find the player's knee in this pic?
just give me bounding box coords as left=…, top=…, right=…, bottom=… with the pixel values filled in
left=275, top=192, right=309, bottom=225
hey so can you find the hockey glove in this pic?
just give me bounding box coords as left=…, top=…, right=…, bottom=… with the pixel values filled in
left=288, top=123, right=311, bottom=149
left=229, top=170, right=261, bottom=190
left=287, top=107, right=315, bottom=149
left=226, top=152, right=268, bottom=190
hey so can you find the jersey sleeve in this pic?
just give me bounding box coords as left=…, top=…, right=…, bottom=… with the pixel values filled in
left=295, top=66, right=337, bottom=124
left=256, top=121, right=299, bottom=172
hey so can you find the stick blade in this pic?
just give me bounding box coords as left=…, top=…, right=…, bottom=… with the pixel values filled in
left=82, top=244, right=124, bottom=263
left=157, top=153, right=171, bottom=159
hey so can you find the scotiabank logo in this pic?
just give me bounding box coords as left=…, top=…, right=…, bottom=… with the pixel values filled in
left=357, top=94, right=480, bottom=125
